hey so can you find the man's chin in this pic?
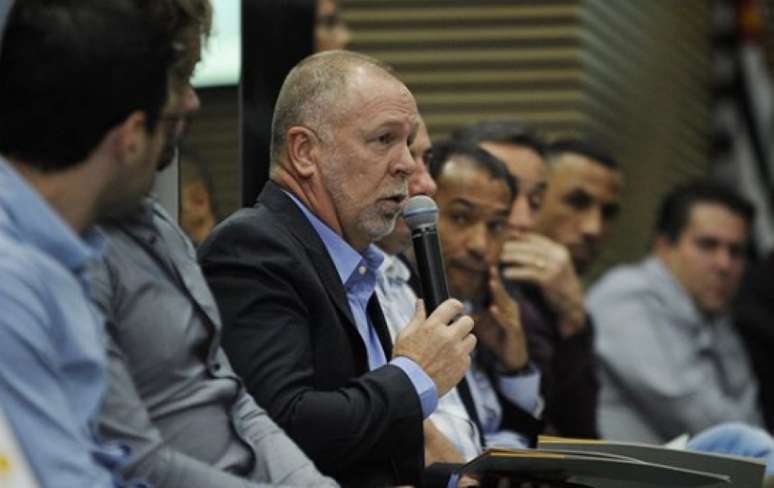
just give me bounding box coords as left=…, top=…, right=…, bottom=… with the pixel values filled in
left=448, top=270, right=486, bottom=303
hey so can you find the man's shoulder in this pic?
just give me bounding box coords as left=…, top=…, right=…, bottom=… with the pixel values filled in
left=0, top=232, right=67, bottom=332
left=587, top=260, right=654, bottom=307
left=199, top=203, right=310, bottom=272
left=0, top=231, right=57, bottom=295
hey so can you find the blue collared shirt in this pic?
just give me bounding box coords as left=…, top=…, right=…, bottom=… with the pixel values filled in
left=286, top=192, right=437, bottom=417
left=0, top=157, right=125, bottom=486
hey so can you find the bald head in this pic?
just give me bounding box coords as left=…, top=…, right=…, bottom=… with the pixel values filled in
left=269, top=50, right=397, bottom=172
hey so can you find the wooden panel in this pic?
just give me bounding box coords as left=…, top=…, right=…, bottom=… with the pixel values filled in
left=342, top=0, right=712, bottom=278
left=342, top=0, right=583, bottom=139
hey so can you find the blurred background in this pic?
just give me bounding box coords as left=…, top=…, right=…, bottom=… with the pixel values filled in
left=183, top=0, right=774, bottom=278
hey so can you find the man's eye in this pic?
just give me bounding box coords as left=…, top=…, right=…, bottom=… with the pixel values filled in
left=488, top=220, right=506, bottom=234
left=564, top=191, right=592, bottom=210
left=450, top=214, right=469, bottom=225
left=695, top=238, right=719, bottom=251
left=378, top=133, right=394, bottom=145
left=602, top=203, right=620, bottom=221
left=528, top=193, right=543, bottom=212
left=729, top=244, right=746, bottom=259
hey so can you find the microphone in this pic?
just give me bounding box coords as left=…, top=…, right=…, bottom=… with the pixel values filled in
left=403, top=195, right=450, bottom=313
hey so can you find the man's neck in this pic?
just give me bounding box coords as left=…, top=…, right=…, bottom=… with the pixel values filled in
left=9, top=158, right=98, bottom=235
left=273, top=171, right=370, bottom=252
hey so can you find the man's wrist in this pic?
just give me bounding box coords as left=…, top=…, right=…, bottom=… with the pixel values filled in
left=494, top=360, right=534, bottom=377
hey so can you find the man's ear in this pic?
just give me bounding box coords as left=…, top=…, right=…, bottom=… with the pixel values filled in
left=286, top=126, right=320, bottom=179
left=653, top=234, right=673, bottom=257
left=111, top=111, right=149, bottom=165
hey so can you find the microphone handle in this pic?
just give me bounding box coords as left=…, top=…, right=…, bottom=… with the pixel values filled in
left=411, top=226, right=450, bottom=313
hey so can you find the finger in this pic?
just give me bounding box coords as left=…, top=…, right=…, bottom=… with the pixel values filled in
left=448, top=314, right=475, bottom=339
left=500, top=244, right=540, bottom=264
left=488, top=266, right=512, bottom=304
left=404, top=299, right=427, bottom=331
left=502, top=265, right=543, bottom=283
left=503, top=237, right=546, bottom=256
left=460, top=332, right=477, bottom=355
left=426, top=298, right=464, bottom=325
left=490, top=304, right=519, bottom=329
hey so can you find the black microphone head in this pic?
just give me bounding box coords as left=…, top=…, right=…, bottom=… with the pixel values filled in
left=403, top=195, right=438, bottom=230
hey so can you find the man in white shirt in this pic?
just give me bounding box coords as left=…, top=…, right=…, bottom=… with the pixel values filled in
left=376, top=117, right=483, bottom=464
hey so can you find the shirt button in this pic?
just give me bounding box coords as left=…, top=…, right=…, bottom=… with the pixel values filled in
left=211, top=362, right=221, bottom=371
left=358, top=266, right=367, bottom=275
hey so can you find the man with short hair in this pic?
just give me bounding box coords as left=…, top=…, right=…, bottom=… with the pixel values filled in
left=428, top=140, right=543, bottom=450
left=200, top=51, right=476, bottom=487
left=451, top=119, right=547, bottom=238
left=508, top=138, right=623, bottom=438
left=0, top=0, right=174, bottom=485
left=455, top=124, right=612, bottom=438
left=587, top=181, right=763, bottom=443
left=92, top=1, right=336, bottom=486
left=537, top=139, right=623, bottom=276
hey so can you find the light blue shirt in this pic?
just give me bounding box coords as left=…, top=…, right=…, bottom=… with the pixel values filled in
left=588, top=256, right=763, bottom=444
left=0, top=157, right=124, bottom=486
left=286, top=192, right=437, bottom=417
left=462, top=302, right=543, bottom=450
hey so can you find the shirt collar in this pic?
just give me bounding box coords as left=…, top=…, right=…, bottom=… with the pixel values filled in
left=284, top=190, right=384, bottom=285
left=0, top=156, right=106, bottom=272
left=376, top=248, right=412, bottom=283
left=646, top=255, right=728, bottom=327
left=103, top=196, right=162, bottom=244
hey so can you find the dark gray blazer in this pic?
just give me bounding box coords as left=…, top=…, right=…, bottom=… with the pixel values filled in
left=199, top=181, right=425, bottom=488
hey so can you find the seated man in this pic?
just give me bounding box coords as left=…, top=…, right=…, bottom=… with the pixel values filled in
left=588, top=181, right=763, bottom=443
left=525, top=138, right=623, bottom=437
left=199, top=51, right=476, bottom=487
left=0, top=1, right=174, bottom=484
left=427, top=140, right=543, bottom=450
left=455, top=123, right=619, bottom=438
left=92, top=1, right=335, bottom=486
left=376, top=118, right=483, bottom=465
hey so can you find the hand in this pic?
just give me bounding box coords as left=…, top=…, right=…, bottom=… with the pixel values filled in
left=424, top=419, right=465, bottom=465
left=393, top=299, right=476, bottom=397
left=472, top=268, right=528, bottom=371
left=500, top=233, right=586, bottom=338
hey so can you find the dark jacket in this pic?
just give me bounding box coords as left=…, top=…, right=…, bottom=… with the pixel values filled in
left=198, top=181, right=424, bottom=487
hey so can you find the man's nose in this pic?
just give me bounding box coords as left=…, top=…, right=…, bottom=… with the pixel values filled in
left=408, top=164, right=437, bottom=197
left=466, top=222, right=489, bottom=260
left=581, top=206, right=603, bottom=238
left=182, top=84, right=200, bottom=113
left=394, top=143, right=417, bottom=178
left=508, top=195, right=536, bottom=234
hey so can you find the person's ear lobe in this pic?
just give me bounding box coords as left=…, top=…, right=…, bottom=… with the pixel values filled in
left=653, top=234, right=674, bottom=257
left=286, top=126, right=321, bottom=179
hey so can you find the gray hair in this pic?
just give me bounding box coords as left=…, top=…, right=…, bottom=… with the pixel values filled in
left=269, top=50, right=396, bottom=172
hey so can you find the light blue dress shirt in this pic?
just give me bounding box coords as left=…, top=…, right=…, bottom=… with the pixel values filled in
left=286, top=192, right=437, bottom=417
left=0, top=157, right=124, bottom=486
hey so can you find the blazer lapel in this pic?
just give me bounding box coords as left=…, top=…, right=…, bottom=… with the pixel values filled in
left=258, top=182, right=366, bottom=361
left=369, top=294, right=393, bottom=359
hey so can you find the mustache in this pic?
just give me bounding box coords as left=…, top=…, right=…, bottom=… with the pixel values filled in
left=448, top=258, right=488, bottom=273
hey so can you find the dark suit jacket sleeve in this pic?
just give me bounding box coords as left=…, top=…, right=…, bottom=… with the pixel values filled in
left=199, top=212, right=423, bottom=483
left=527, top=314, right=599, bottom=438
